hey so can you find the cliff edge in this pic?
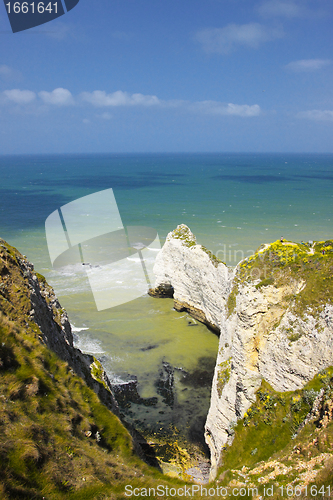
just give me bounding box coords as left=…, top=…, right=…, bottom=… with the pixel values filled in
left=0, top=238, right=118, bottom=413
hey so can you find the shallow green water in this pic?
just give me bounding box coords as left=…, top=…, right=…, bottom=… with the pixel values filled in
left=55, top=287, right=219, bottom=444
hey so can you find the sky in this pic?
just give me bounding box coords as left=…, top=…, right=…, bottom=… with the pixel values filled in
left=0, top=0, right=333, bottom=153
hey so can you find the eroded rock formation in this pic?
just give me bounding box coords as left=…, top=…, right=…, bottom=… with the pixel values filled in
left=150, top=224, right=232, bottom=334
left=150, top=225, right=333, bottom=479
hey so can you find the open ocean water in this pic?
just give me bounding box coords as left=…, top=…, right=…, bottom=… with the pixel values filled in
left=1, top=153, right=332, bottom=450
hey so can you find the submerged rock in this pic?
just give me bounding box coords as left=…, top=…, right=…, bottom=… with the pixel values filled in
left=179, top=357, right=216, bottom=388
left=112, top=377, right=158, bottom=408
left=155, top=361, right=174, bottom=408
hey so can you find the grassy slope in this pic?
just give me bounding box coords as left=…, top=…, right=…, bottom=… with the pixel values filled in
left=2, top=309, right=333, bottom=500
left=1, top=236, right=333, bottom=499
left=0, top=314, right=189, bottom=500
left=215, top=370, right=333, bottom=499
left=0, top=238, right=187, bottom=499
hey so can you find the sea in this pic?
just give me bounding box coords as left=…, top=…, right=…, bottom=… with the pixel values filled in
left=1, top=152, right=332, bottom=452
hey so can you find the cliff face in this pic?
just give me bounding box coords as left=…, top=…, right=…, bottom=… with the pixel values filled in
left=150, top=225, right=232, bottom=333
left=151, top=226, right=333, bottom=479
left=0, top=238, right=118, bottom=413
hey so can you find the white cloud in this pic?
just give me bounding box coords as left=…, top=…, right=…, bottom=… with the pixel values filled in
left=0, top=65, right=12, bottom=77
left=81, top=90, right=160, bottom=107
left=195, top=23, right=283, bottom=54
left=0, top=65, right=21, bottom=81
left=45, top=22, right=72, bottom=40
left=98, top=112, right=113, bottom=120
left=193, top=101, right=261, bottom=117
left=258, top=0, right=304, bottom=18
left=130, top=93, right=160, bottom=106
left=223, top=103, right=261, bottom=117
left=1, top=87, right=262, bottom=120
left=3, top=89, right=36, bottom=104
left=39, top=88, right=74, bottom=105
left=297, top=109, right=333, bottom=121
left=285, top=59, right=332, bottom=72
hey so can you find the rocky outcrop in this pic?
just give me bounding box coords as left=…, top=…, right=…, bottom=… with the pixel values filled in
left=150, top=227, right=333, bottom=480
left=155, top=361, right=175, bottom=408
left=148, top=283, right=174, bottom=298
left=150, top=224, right=232, bottom=334
left=113, top=377, right=158, bottom=408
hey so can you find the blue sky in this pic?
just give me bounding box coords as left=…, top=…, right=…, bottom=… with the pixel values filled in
left=0, top=0, right=332, bottom=153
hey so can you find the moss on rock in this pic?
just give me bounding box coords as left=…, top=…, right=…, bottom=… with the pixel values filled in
left=170, top=224, right=196, bottom=248
left=90, top=358, right=110, bottom=391
left=227, top=286, right=238, bottom=317
left=170, top=225, right=224, bottom=267
left=233, top=238, right=333, bottom=319
left=200, top=245, right=224, bottom=268
left=217, top=358, right=231, bottom=397
left=215, top=368, right=333, bottom=496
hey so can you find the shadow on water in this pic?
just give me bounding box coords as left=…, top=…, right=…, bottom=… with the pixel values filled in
left=28, top=172, right=184, bottom=190
left=0, top=189, right=72, bottom=231
left=112, top=355, right=216, bottom=456
left=212, top=174, right=297, bottom=184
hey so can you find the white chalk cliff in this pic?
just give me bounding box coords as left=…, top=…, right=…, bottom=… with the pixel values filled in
left=151, top=225, right=333, bottom=480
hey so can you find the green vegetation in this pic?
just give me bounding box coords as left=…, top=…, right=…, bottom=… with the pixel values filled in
left=232, top=239, right=333, bottom=320
left=0, top=314, right=192, bottom=499
left=284, top=326, right=304, bottom=343
left=171, top=225, right=224, bottom=266
left=35, top=272, right=47, bottom=284
left=216, top=368, right=333, bottom=498
left=171, top=225, right=196, bottom=248
left=200, top=245, right=223, bottom=268
left=226, top=286, right=238, bottom=317
left=255, top=276, right=274, bottom=289
left=90, top=358, right=109, bottom=391
left=217, top=358, right=231, bottom=397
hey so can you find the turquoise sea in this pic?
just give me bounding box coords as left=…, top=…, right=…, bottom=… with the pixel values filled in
left=1, top=153, right=332, bottom=449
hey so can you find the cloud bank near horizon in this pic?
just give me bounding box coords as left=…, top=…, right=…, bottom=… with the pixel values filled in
left=4, top=87, right=333, bottom=124
left=0, top=87, right=263, bottom=118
